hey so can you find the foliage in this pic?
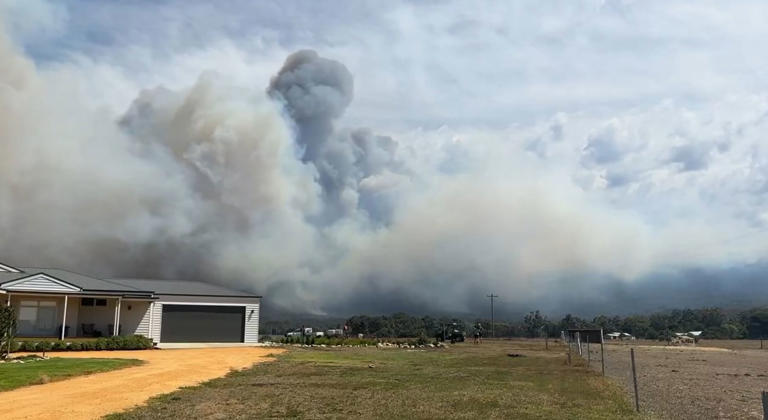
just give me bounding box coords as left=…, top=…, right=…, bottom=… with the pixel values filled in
left=0, top=305, right=17, bottom=359
left=346, top=313, right=465, bottom=338
left=279, top=336, right=378, bottom=346
left=13, top=335, right=153, bottom=352
left=331, top=305, right=768, bottom=340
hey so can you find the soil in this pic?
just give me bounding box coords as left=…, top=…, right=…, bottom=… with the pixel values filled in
left=0, top=347, right=282, bottom=420
left=588, top=342, right=768, bottom=419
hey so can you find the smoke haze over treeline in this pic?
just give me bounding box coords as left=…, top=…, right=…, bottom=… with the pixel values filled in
left=3, top=2, right=768, bottom=318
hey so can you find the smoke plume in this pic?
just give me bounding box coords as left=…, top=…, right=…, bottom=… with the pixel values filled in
left=2, top=20, right=768, bottom=318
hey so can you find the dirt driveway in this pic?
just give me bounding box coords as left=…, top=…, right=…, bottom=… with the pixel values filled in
left=0, top=347, right=283, bottom=420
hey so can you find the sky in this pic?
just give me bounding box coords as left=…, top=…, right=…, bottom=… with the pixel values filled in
left=2, top=0, right=768, bottom=318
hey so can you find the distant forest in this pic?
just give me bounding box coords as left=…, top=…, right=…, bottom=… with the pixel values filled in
left=263, top=307, right=768, bottom=340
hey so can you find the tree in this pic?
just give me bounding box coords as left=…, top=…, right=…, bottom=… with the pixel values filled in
left=0, top=305, right=16, bottom=359
left=523, top=310, right=548, bottom=338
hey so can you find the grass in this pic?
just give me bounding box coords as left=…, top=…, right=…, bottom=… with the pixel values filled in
left=0, top=357, right=142, bottom=391
left=109, top=340, right=648, bottom=419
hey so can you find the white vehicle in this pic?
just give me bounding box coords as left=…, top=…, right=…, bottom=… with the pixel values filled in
left=315, top=331, right=325, bottom=337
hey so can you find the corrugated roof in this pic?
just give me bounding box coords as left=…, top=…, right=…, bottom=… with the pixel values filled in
left=17, top=268, right=151, bottom=293
left=0, top=266, right=259, bottom=298
left=107, top=278, right=261, bottom=297
left=0, top=272, right=29, bottom=284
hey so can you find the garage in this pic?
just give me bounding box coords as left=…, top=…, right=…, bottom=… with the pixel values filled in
left=161, top=305, right=245, bottom=343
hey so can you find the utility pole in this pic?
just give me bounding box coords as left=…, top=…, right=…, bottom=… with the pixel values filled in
left=487, top=294, right=498, bottom=338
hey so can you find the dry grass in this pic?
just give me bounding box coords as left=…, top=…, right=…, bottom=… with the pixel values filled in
left=109, top=340, right=647, bottom=419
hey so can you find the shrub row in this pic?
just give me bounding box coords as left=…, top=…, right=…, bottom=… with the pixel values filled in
left=12, top=335, right=154, bottom=352
left=280, top=336, right=379, bottom=346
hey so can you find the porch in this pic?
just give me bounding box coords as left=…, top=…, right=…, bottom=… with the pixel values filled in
left=5, top=293, right=153, bottom=339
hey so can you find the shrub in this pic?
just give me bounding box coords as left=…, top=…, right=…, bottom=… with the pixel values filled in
left=37, top=341, right=52, bottom=352
left=51, top=341, right=66, bottom=351
left=68, top=342, right=82, bottom=351
left=0, top=305, right=16, bottom=359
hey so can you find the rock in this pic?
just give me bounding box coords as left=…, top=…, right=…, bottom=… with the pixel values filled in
left=368, top=364, right=375, bottom=368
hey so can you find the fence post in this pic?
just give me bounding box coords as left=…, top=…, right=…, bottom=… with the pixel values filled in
left=577, top=332, right=582, bottom=356
left=630, top=348, right=640, bottom=413
left=568, top=339, right=572, bottom=366
left=600, top=328, right=605, bottom=376
left=601, top=339, right=605, bottom=376
left=587, top=337, right=591, bottom=368
left=761, top=391, right=768, bottom=419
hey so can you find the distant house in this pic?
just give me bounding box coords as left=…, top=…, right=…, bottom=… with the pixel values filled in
left=0, top=261, right=260, bottom=345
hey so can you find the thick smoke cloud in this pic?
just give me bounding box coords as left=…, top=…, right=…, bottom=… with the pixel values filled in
left=268, top=50, right=404, bottom=224
left=3, top=16, right=768, bottom=318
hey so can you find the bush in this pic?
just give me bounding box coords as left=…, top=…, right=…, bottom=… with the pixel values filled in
left=11, top=335, right=153, bottom=352
left=0, top=305, right=16, bottom=359
left=37, top=341, right=52, bottom=352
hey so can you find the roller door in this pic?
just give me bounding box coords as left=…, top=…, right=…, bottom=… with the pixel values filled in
left=161, top=305, right=244, bottom=343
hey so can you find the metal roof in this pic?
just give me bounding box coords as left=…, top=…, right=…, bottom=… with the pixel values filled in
left=107, top=278, right=261, bottom=298
left=0, top=265, right=259, bottom=298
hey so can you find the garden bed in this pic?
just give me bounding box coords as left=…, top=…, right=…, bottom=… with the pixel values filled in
left=11, top=335, right=154, bottom=352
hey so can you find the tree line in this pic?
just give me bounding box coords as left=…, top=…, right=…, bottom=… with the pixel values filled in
left=339, top=307, right=768, bottom=340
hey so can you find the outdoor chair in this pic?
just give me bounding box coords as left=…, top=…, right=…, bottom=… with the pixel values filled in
left=81, top=323, right=102, bottom=337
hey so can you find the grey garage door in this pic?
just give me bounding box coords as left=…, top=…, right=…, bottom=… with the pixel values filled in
left=161, top=305, right=245, bottom=343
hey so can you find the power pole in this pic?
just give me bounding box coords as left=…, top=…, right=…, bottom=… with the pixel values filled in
left=487, top=294, right=498, bottom=338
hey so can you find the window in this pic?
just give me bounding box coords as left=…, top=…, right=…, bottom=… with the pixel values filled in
left=17, top=299, right=58, bottom=335
left=81, top=298, right=108, bottom=307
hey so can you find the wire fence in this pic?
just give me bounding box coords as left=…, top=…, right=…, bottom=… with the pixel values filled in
left=565, top=336, right=768, bottom=419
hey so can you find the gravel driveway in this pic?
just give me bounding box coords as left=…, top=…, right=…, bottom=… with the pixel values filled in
left=0, top=347, right=282, bottom=420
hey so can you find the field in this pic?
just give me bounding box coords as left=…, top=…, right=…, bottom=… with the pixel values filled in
left=580, top=340, right=768, bottom=419
left=110, top=340, right=644, bottom=419
left=0, top=357, right=141, bottom=391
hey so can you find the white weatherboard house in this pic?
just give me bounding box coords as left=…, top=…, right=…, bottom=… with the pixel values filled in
left=0, top=261, right=260, bottom=345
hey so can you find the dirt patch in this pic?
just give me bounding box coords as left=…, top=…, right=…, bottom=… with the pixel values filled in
left=0, top=346, right=282, bottom=420
left=592, top=343, right=768, bottom=419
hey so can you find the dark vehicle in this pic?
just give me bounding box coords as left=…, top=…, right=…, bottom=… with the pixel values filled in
left=437, top=323, right=465, bottom=343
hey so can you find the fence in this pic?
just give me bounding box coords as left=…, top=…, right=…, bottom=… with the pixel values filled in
left=565, top=337, right=768, bottom=419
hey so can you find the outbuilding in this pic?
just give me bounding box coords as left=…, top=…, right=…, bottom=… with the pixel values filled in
left=0, top=261, right=260, bottom=346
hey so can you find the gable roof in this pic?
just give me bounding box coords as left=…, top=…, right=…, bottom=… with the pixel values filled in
left=1, top=273, right=82, bottom=292
left=107, top=278, right=261, bottom=298
left=0, top=262, right=22, bottom=273
left=0, top=264, right=260, bottom=298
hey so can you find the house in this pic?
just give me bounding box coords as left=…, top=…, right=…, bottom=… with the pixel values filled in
left=0, top=261, right=260, bottom=345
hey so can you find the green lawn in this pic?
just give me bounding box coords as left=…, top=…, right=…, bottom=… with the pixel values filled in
left=0, top=357, right=142, bottom=391
left=109, top=341, right=649, bottom=419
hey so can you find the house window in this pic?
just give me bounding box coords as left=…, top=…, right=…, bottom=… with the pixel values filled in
left=17, top=300, right=58, bottom=335
left=81, top=298, right=108, bottom=307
